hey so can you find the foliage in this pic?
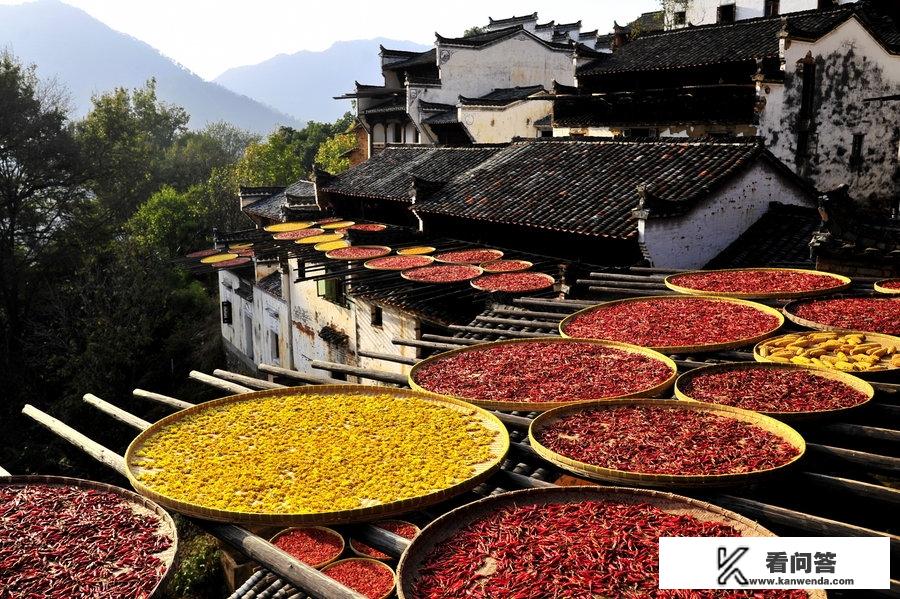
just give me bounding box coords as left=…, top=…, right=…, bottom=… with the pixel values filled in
left=165, top=525, right=224, bottom=599
left=315, top=130, right=357, bottom=174
left=463, top=25, right=486, bottom=37
left=162, top=122, right=258, bottom=191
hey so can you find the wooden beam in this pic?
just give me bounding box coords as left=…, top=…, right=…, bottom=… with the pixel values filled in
left=474, top=316, right=559, bottom=330
left=310, top=361, right=408, bottom=386
left=392, top=338, right=460, bottom=352
left=351, top=525, right=411, bottom=556
left=21, top=405, right=365, bottom=599
left=258, top=363, right=342, bottom=385
left=447, top=324, right=555, bottom=339
left=490, top=411, right=532, bottom=429
left=496, top=469, right=556, bottom=490
left=83, top=394, right=152, bottom=431
left=133, top=388, right=194, bottom=411
left=807, top=444, right=900, bottom=472
left=588, top=272, right=667, bottom=282
left=577, top=279, right=667, bottom=290
left=421, top=334, right=480, bottom=346
left=213, top=369, right=285, bottom=390
left=819, top=423, right=900, bottom=444
left=490, top=307, right=568, bottom=321
left=588, top=286, right=662, bottom=296
left=189, top=371, right=254, bottom=395
left=512, top=297, right=593, bottom=310
left=356, top=350, right=417, bottom=366
left=802, top=472, right=900, bottom=505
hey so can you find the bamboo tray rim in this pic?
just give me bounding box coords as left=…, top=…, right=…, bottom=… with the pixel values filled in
left=200, top=252, right=239, bottom=264
left=314, top=240, right=350, bottom=252
left=752, top=331, right=900, bottom=375
left=0, top=474, right=178, bottom=599
left=324, top=245, right=392, bottom=261
left=363, top=255, right=435, bottom=271
left=479, top=259, right=533, bottom=273
left=470, top=271, right=555, bottom=293
left=408, top=337, right=678, bottom=412
left=264, top=221, right=315, bottom=233
left=296, top=233, right=345, bottom=245
left=320, top=221, right=356, bottom=229
left=433, top=249, right=504, bottom=264
left=400, top=265, right=484, bottom=284
left=783, top=296, right=900, bottom=334
left=395, top=486, right=826, bottom=599
left=559, top=294, right=785, bottom=354
left=674, top=361, right=874, bottom=419
left=273, top=228, right=325, bottom=240
left=269, top=526, right=345, bottom=569
left=396, top=246, right=436, bottom=256
left=874, top=280, right=900, bottom=295
left=664, top=267, right=851, bottom=299
left=528, top=399, right=806, bottom=487
left=124, top=385, right=509, bottom=526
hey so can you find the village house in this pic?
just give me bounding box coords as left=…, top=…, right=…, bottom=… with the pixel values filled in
left=664, top=0, right=856, bottom=28
left=553, top=0, right=900, bottom=206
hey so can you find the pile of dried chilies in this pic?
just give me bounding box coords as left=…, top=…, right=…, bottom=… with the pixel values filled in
left=668, top=269, right=845, bottom=295
left=790, top=297, right=900, bottom=335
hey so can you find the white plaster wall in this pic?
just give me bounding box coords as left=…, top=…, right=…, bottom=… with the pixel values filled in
left=253, top=286, right=291, bottom=369
left=218, top=270, right=256, bottom=364
left=640, top=161, right=811, bottom=268
left=353, top=299, right=420, bottom=377
left=666, top=0, right=854, bottom=27
left=460, top=100, right=552, bottom=143
left=758, top=17, right=900, bottom=203
left=439, top=34, right=575, bottom=100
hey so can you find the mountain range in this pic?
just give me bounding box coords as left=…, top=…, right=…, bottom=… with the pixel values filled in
left=0, top=0, right=427, bottom=134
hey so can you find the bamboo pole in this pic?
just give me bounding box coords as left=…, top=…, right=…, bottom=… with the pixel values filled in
left=490, top=412, right=532, bottom=429
left=258, top=364, right=342, bottom=385
left=20, top=404, right=365, bottom=599
left=189, top=371, right=254, bottom=395
left=310, top=361, right=408, bottom=386
left=588, top=272, right=667, bottom=282
left=474, top=316, right=559, bottom=329
left=511, top=298, right=586, bottom=311
left=356, top=350, right=417, bottom=366
left=819, top=423, right=900, bottom=443
left=133, top=388, right=194, bottom=411
left=802, top=472, right=900, bottom=505
left=213, top=369, right=285, bottom=390
left=391, top=338, right=460, bottom=352
left=447, top=324, right=554, bottom=339
left=588, top=286, right=662, bottom=296
left=807, top=443, right=900, bottom=472
left=490, top=307, right=570, bottom=320
left=577, top=279, right=667, bottom=290
left=83, top=394, right=152, bottom=431
left=421, top=334, right=479, bottom=346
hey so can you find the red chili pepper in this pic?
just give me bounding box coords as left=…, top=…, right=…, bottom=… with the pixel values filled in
left=365, top=255, right=433, bottom=270
left=880, top=280, right=900, bottom=290
left=272, top=527, right=343, bottom=566
left=350, top=520, right=418, bottom=560
left=535, top=406, right=800, bottom=475
left=403, top=265, right=482, bottom=283
left=273, top=228, right=325, bottom=240
left=324, top=559, right=394, bottom=598
left=327, top=246, right=390, bottom=260
left=669, top=270, right=844, bottom=294
left=472, top=272, right=554, bottom=293
left=791, top=297, right=900, bottom=335
left=435, top=249, right=504, bottom=264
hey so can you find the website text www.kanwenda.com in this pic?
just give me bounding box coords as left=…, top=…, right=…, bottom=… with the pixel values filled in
left=745, top=577, right=856, bottom=586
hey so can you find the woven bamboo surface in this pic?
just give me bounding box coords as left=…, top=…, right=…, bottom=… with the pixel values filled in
left=434, top=249, right=503, bottom=264
left=783, top=297, right=900, bottom=334
left=321, top=558, right=394, bottom=599
left=401, top=265, right=484, bottom=284
left=396, top=246, right=435, bottom=255
left=314, top=240, right=350, bottom=252
left=480, top=259, right=533, bottom=273
left=528, top=399, right=806, bottom=489
left=470, top=272, right=555, bottom=293
left=664, top=267, right=851, bottom=299
left=268, top=526, right=345, bottom=569
left=264, top=222, right=314, bottom=233
left=363, top=255, right=435, bottom=271
left=753, top=331, right=900, bottom=380
left=296, top=233, right=345, bottom=245
left=396, top=486, right=826, bottom=599
left=0, top=475, right=178, bottom=599
left=674, top=362, right=874, bottom=422
left=874, top=280, right=900, bottom=295
left=321, top=221, right=356, bottom=230
left=559, top=295, right=785, bottom=354
left=324, top=246, right=392, bottom=261
left=125, top=385, right=509, bottom=526
left=408, top=337, right=678, bottom=412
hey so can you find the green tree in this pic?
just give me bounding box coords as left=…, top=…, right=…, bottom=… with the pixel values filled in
left=75, top=78, right=189, bottom=223
left=463, top=26, right=486, bottom=37
left=0, top=51, right=87, bottom=387
left=315, top=130, right=356, bottom=174
left=163, top=122, right=258, bottom=191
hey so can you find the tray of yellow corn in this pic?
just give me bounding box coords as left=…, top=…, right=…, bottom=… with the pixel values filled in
left=125, top=386, right=508, bottom=526
left=754, top=331, right=900, bottom=379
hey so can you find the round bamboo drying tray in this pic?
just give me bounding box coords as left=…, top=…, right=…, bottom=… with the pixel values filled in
left=269, top=526, right=345, bottom=569
left=125, top=385, right=509, bottom=526
left=674, top=362, right=874, bottom=422
left=470, top=272, right=555, bottom=294
left=200, top=252, right=239, bottom=264
left=874, top=280, right=900, bottom=295
left=396, top=486, right=826, bottom=599
left=363, top=255, right=435, bottom=271
left=321, top=221, right=356, bottom=230
left=408, top=337, right=678, bottom=412
left=314, top=240, right=350, bottom=252
left=664, top=267, right=851, bottom=299
left=0, top=475, right=178, bottom=599
left=480, top=259, right=533, bottom=273
left=324, top=245, right=392, bottom=261
left=322, top=558, right=395, bottom=599
left=273, top=228, right=325, bottom=241
left=397, top=246, right=436, bottom=256
left=229, top=242, right=254, bottom=251
left=753, top=331, right=900, bottom=380
left=348, top=519, right=420, bottom=560
left=434, top=249, right=504, bottom=264
left=296, top=233, right=345, bottom=245
left=529, top=399, right=805, bottom=489
left=264, top=222, right=314, bottom=233
left=401, top=265, right=484, bottom=284
left=185, top=248, right=219, bottom=259
left=559, top=295, right=785, bottom=354
left=783, top=296, right=900, bottom=334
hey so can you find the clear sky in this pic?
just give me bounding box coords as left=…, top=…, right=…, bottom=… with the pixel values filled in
left=0, top=0, right=662, bottom=79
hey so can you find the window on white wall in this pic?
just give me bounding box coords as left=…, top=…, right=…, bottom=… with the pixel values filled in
left=373, top=123, right=386, bottom=144
left=764, top=0, right=780, bottom=16
left=269, top=331, right=280, bottom=360
left=673, top=11, right=687, bottom=25
left=717, top=4, right=736, bottom=23
left=371, top=305, right=383, bottom=328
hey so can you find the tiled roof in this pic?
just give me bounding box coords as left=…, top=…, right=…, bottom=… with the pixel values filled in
left=707, top=203, right=820, bottom=268
left=422, top=109, right=459, bottom=125
left=244, top=180, right=316, bottom=220
left=629, top=10, right=665, bottom=34
left=351, top=281, right=485, bottom=325
left=414, top=138, right=780, bottom=240
left=380, top=46, right=424, bottom=60
left=256, top=271, right=283, bottom=298
left=534, top=114, right=552, bottom=127
left=361, top=97, right=407, bottom=115
left=577, top=4, right=857, bottom=76
left=419, top=100, right=456, bottom=112
left=284, top=180, right=316, bottom=208
left=535, top=21, right=555, bottom=31
left=458, top=85, right=546, bottom=106
left=239, top=186, right=284, bottom=198
left=244, top=193, right=285, bottom=221
left=436, top=25, right=574, bottom=51
left=487, top=12, right=538, bottom=27
left=578, top=29, right=599, bottom=40
left=811, top=186, right=900, bottom=262
left=321, top=146, right=502, bottom=202
left=382, top=49, right=437, bottom=71
left=555, top=21, right=582, bottom=31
